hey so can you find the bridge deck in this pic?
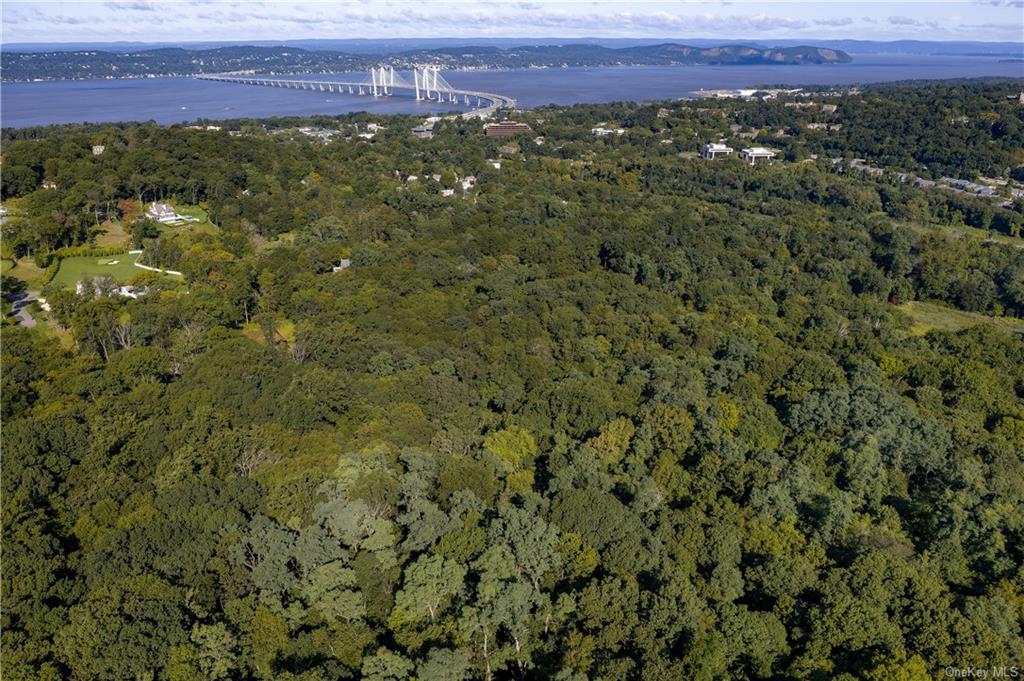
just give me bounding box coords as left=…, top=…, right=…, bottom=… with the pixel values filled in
left=196, top=74, right=514, bottom=118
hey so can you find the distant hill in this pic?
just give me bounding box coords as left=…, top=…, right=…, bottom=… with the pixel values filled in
left=618, top=43, right=851, bottom=64
left=1, top=42, right=852, bottom=82
left=2, top=38, right=1019, bottom=56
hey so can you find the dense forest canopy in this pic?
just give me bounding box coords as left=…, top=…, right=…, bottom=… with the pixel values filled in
left=2, top=80, right=1023, bottom=680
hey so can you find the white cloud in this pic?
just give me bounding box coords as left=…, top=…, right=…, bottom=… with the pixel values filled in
left=2, top=0, right=1020, bottom=42
left=888, top=15, right=940, bottom=29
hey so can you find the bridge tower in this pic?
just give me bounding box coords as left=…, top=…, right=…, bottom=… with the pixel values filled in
left=414, top=66, right=441, bottom=101
left=370, top=66, right=396, bottom=96
left=385, top=66, right=395, bottom=95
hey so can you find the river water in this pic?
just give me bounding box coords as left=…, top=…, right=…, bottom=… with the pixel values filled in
left=2, top=54, right=1021, bottom=128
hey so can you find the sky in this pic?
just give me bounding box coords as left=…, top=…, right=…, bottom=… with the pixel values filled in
left=2, top=0, right=1022, bottom=44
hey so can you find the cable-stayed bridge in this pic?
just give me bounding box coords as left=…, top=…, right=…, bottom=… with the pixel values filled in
left=196, top=66, right=514, bottom=119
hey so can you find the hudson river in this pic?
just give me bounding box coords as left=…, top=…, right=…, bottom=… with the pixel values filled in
left=2, top=55, right=1021, bottom=128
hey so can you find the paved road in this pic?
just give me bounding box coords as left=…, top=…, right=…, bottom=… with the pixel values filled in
left=8, top=289, right=39, bottom=328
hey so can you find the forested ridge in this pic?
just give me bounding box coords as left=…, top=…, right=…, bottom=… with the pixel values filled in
left=2, top=81, right=1024, bottom=680
left=1, top=43, right=850, bottom=83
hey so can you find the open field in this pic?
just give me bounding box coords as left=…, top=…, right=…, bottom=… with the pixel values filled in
left=51, top=252, right=142, bottom=288
left=898, top=300, right=1024, bottom=336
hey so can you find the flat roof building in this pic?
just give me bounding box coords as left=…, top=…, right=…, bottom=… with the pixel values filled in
left=701, top=143, right=734, bottom=159
left=411, top=125, right=434, bottom=139
left=740, top=147, right=776, bottom=165
left=484, top=121, right=532, bottom=138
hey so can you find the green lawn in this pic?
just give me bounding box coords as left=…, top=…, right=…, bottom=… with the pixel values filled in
left=169, top=203, right=219, bottom=237
left=1, top=259, right=15, bottom=274
left=51, top=252, right=143, bottom=288
left=898, top=300, right=1024, bottom=336
left=4, top=258, right=45, bottom=285
left=93, top=220, right=131, bottom=248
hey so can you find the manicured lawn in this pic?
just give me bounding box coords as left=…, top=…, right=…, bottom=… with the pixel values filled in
left=1, top=259, right=15, bottom=274
left=898, top=300, right=1024, bottom=336
left=169, top=203, right=219, bottom=236
left=51, top=252, right=142, bottom=288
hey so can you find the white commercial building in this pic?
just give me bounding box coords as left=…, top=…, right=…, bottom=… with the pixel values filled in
left=740, top=147, right=776, bottom=165
left=701, top=143, right=734, bottom=159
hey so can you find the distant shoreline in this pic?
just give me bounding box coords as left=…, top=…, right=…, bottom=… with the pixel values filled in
left=4, top=61, right=854, bottom=86
left=0, top=42, right=852, bottom=83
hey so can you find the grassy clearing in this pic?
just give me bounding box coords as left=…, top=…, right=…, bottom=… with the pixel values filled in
left=93, top=220, right=131, bottom=248
left=51, top=252, right=142, bottom=289
left=4, top=258, right=45, bottom=286
left=242, top=318, right=296, bottom=345
left=1, top=259, right=15, bottom=274
left=898, top=300, right=1024, bottom=336
left=903, top=221, right=1024, bottom=250
left=168, top=203, right=220, bottom=237
left=45, top=319, right=76, bottom=348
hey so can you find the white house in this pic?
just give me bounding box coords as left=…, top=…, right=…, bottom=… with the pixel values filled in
left=592, top=127, right=625, bottom=137
left=92, top=145, right=106, bottom=156
left=145, top=202, right=198, bottom=225
left=740, top=147, right=776, bottom=165
left=701, top=143, right=734, bottom=160
left=145, top=202, right=182, bottom=224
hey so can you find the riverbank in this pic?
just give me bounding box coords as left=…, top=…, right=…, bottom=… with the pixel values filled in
left=4, top=56, right=1022, bottom=128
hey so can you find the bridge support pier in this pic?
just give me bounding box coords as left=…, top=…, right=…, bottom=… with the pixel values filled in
left=195, top=70, right=511, bottom=117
